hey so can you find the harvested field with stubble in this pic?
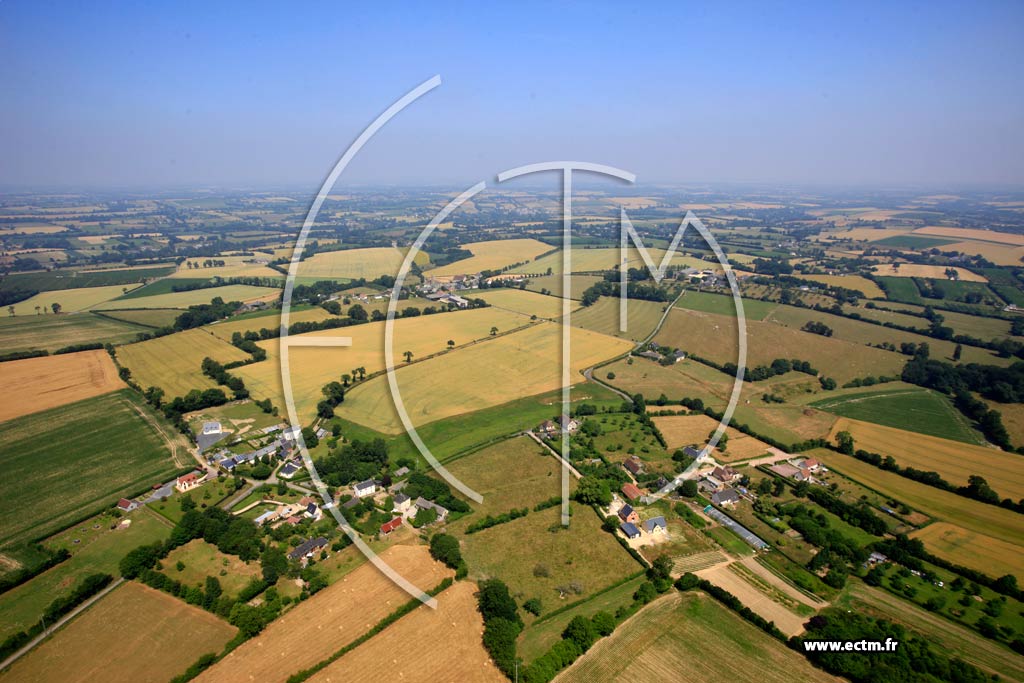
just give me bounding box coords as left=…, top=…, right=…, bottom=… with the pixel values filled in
left=791, top=273, right=886, bottom=298
left=336, top=322, right=634, bottom=434
left=0, top=582, right=236, bottom=683
left=427, top=238, right=552, bottom=277
left=570, top=296, right=667, bottom=342
left=0, top=349, right=124, bottom=422
left=827, top=417, right=1023, bottom=499
left=557, top=592, right=841, bottom=683
left=0, top=313, right=150, bottom=353
left=235, top=307, right=534, bottom=423
left=695, top=564, right=808, bottom=637
left=910, top=522, right=1024, bottom=583
left=474, top=287, right=569, bottom=319
left=655, top=308, right=905, bottom=385
left=870, top=263, right=988, bottom=282
left=297, top=246, right=428, bottom=280
left=307, top=581, right=505, bottom=683
left=7, top=284, right=141, bottom=315
left=93, top=284, right=280, bottom=310
left=194, top=544, right=454, bottom=683
left=652, top=414, right=772, bottom=462
left=116, top=328, right=252, bottom=397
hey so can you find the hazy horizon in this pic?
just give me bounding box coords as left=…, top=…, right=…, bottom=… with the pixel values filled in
left=2, top=1, right=1023, bottom=189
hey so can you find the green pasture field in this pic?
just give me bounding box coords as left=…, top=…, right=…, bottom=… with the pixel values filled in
left=0, top=312, right=149, bottom=352
left=992, top=285, right=1024, bottom=306
left=875, top=276, right=925, bottom=304
left=115, top=277, right=213, bottom=299
left=0, top=507, right=170, bottom=642
left=161, top=539, right=263, bottom=597
left=0, top=390, right=182, bottom=549
left=524, top=274, right=603, bottom=300
left=914, top=278, right=1000, bottom=304
left=460, top=507, right=641, bottom=617
left=96, top=308, right=183, bottom=328
left=675, top=290, right=778, bottom=320
left=810, top=386, right=982, bottom=444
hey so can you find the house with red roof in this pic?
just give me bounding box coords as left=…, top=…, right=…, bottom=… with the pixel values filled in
left=621, top=482, right=643, bottom=502
left=116, top=498, right=138, bottom=512
left=175, top=471, right=206, bottom=493
left=380, top=517, right=403, bottom=535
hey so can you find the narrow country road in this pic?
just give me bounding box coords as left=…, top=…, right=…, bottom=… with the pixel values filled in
left=0, top=577, right=125, bottom=672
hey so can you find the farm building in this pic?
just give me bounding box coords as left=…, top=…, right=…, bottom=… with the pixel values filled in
left=623, top=455, right=644, bottom=476
left=288, top=536, right=329, bottom=562
left=380, top=517, right=403, bottom=535
left=621, top=483, right=643, bottom=502
left=699, top=474, right=725, bottom=493
left=414, top=497, right=449, bottom=521
left=712, top=465, right=739, bottom=483
left=711, top=489, right=740, bottom=507
left=254, top=510, right=279, bottom=526
left=393, top=493, right=412, bottom=513
left=393, top=466, right=410, bottom=478
left=769, top=463, right=806, bottom=481
left=620, top=522, right=641, bottom=539
left=116, top=498, right=138, bottom=512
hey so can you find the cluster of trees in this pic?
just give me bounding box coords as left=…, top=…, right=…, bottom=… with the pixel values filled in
left=315, top=438, right=389, bottom=487
left=0, top=573, right=112, bottom=661
left=801, top=320, right=833, bottom=337
left=427, top=533, right=466, bottom=576
left=796, top=612, right=991, bottom=683
left=805, top=487, right=888, bottom=535
left=785, top=504, right=867, bottom=574
left=579, top=274, right=674, bottom=307
left=173, top=297, right=243, bottom=330
left=201, top=357, right=248, bottom=399
left=402, top=471, right=471, bottom=515
left=477, top=579, right=523, bottom=677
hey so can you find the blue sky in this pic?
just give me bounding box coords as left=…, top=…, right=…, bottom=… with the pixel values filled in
left=1, top=1, right=1022, bottom=188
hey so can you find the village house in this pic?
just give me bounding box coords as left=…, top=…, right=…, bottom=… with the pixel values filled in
left=637, top=350, right=663, bottom=362
left=699, top=474, right=725, bottom=493
left=644, top=516, right=668, bottom=534
left=617, top=504, right=640, bottom=525
left=353, top=479, right=377, bottom=498
left=621, top=482, right=643, bottom=502
left=279, top=460, right=301, bottom=479
left=620, top=522, right=641, bottom=540
left=793, top=457, right=821, bottom=474
left=769, top=462, right=807, bottom=482
left=288, top=536, right=329, bottom=563
left=712, top=465, right=740, bottom=484
left=116, top=498, right=138, bottom=513
left=682, top=446, right=704, bottom=460
left=175, top=471, right=205, bottom=493
left=413, top=497, right=449, bottom=521
left=393, top=493, right=412, bottom=514
left=254, top=509, right=279, bottom=526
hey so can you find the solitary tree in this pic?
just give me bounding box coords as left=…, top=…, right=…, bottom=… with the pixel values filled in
left=403, top=351, right=413, bottom=363
left=341, top=373, right=351, bottom=387
left=51, top=302, right=61, bottom=314
left=34, top=306, right=41, bottom=315
left=490, top=326, right=498, bottom=336
left=357, top=366, right=366, bottom=380
left=6, top=306, right=13, bottom=317
left=447, top=339, right=455, bottom=350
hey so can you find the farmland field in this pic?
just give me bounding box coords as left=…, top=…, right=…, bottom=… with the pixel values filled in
left=527, top=246, right=705, bottom=276
left=161, top=539, right=263, bottom=597
left=0, top=582, right=236, bottom=683
left=570, top=296, right=667, bottom=341
left=655, top=308, right=906, bottom=385
left=826, top=417, right=1022, bottom=499
left=297, top=246, right=428, bottom=280
left=117, top=328, right=252, bottom=397
left=677, top=290, right=778, bottom=321
left=474, top=287, right=569, bottom=319
left=558, top=592, right=840, bottom=683
left=97, top=308, right=182, bottom=328
left=762, top=303, right=1004, bottom=366
left=869, top=235, right=958, bottom=249
left=695, top=563, right=807, bottom=636
left=940, top=240, right=1024, bottom=266
left=912, top=226, right=1024, bottom=245
left=336, top=322, right=634, bottom=433
left=910, top=522, right=1024, bottom=583
left=812, top=387, right=983, bottom=444
left=8, top=284, right=141, bottom=315
left=204, top=305, right=335, bottom=340
left=0, top=390, right=183, bottom=548
left=194, top=544, right=453, bottom=683
left=653, top=414, right=773, bottom=462
left=0, top=313, right=149, bottom=353
left=812, top=451, right=1024, bottom=577
left=525, top=274, right=603, bottom=300
left=837, top=580, right=1024, bottom=681
left=0, top=265, right=175, bottom=293
left=461, top=507, right=640, bottom=615
left=93, top=284, right=280, bottom=310
left=427, top=238, right=551, bottom=277
left=170, top=254, right=283, bottom=280
left=791, top=273, right=886, bottom=298
left=235, top=307, right=534, bottom=422
left=874, top=264, right=987, bottom=282
left=0, top=508, right=169, bottom=642
left=306, top=581, right=505, bottom=683
left=0, top=349, right=124, bottom=422
left=874, top=276, right=924, bottom=304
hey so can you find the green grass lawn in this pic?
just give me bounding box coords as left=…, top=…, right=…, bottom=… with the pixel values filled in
left=676, top=290, right=778, bottom=321
left=809, top=386, right=982, bottom=444
left=0, top=266, right=176, bottom=293
left=0, top=390, right=182, bottom=548
left=161, top=539, right=262, bottom=596
left=0, top=508, right=170, bottom=641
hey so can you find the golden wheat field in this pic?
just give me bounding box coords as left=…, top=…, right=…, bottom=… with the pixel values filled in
left=869, top=263, right=988, bottom=282
left=296, top=246, right=429, bottom=280
left=0, top=349, right=125, bottom=422
left=426, top=238, right=553, bottom=277
left=910, top=522, right=1024, bottom=582
left=9, top=284, right=142, bottom=315
left=234, top=307, right=535, bottom=423
left=336, top=321, right=634, bottom=433
left=194, top=544, right=453, bottom=683
left=653, top=414, right=773, bottom=462
left=116, top=328, right=252, bottom=397
left=913, top=226, right=1024, bottom=246
left=790, top=273, right=887, bottom=298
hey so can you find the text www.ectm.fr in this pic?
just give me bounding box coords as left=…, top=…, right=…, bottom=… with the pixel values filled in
left=802, top=639, right=899, bottom=653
